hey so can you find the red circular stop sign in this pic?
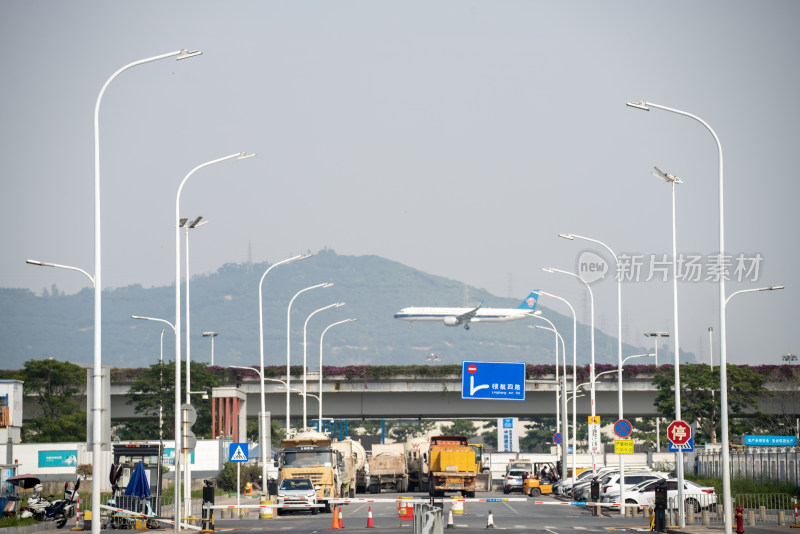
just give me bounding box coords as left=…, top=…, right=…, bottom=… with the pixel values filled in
left=467, top=364, right=478, bottom=374
left=667, top=420, right=692, bottom=445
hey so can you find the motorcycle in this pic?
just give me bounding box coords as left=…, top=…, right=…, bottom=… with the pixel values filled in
left=20, top=479, right=81, bottom=529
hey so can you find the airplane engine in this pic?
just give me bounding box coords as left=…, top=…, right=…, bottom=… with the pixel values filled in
left=443, top=317, right=460, bottom=327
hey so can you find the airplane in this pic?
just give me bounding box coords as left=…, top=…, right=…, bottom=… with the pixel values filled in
left=394, top=290, right=540, bottom=330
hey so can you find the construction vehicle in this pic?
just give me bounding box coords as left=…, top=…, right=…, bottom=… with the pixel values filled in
left=332, top=437, right=366, bottom=498
left=523, top=461, right=558, bottom=497
left=422, top=435, right=476, bottom=498
left=405, top=436, right=430, bottom=492
left=276, top=430, right=342, bottom=513
left=369, top=443, right=408, bottom=493
left=470, top=443, right=492, bottom=492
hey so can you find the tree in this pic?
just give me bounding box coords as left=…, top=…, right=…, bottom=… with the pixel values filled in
left=390, top=420, right=435, bottom=442
left=119, top=361, right=219, bottom=440
left=440, top=419, right=478, bottom=440
left=652, top=364, right=768, bottom=443
left=519, top=417, right=557, bottom=452
left=20, top=359, right=86, bottom=442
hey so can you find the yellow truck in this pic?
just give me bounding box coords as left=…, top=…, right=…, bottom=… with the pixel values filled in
left=277, top=431, right=342, bottom=513
left=422, top=435, right=476, bottom=498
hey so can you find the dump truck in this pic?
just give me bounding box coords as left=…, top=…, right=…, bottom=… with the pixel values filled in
left=368, top=443, right=408, bottom=493
left=470, top=443, right=492, bottom=492
left=277, top=430, right=342, bottom=513
left=332, top=438, right=366, bottom=498
left=405, top=437, right=430, bottom=492
left=422, top=435, right=476, bottom=497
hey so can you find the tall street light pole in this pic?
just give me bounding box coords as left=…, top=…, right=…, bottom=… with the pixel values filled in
left=648, top=165, right=688, bottom=517
left=529, top=321, right=569, bottom=482
left=181, top=216, right=206, bottom=518
left=131, top=315, right=176, bottom=514
left=539, top=291, right=577, bottom=487
left=627, top=99, right=728, bottom=529
left=318, top=319, right=357, bottom=431
left=94, top=49, right=200, bottom=534
left=286, top=283, right=332, bottom=437
left=560, top=232, right=627, bottom=509
left=174, top=152, right=253, bottom=529
left=302, top=303, right=344, bottom=429
left=258, top=254, right=311, bottom=488
left=202, top=332, right=219, bottom=366
left=644, top=332, right=669, bottom=452
left=543, top=267, right=597, bottom=473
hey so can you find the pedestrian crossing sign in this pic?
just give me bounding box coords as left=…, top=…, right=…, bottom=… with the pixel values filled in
left=230, top=443, right=249, bottom=462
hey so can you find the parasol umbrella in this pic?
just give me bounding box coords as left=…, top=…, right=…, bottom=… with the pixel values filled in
left=124, top=461, right=151, bottom=499
left=6, top=474, right=41, bottom=490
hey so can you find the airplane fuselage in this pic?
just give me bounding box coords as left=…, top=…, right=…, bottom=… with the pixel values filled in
left=393, top=307, right=533, bottom=324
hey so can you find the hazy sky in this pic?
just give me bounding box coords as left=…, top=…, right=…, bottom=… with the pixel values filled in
left=2, top=1, right=797, bottom=366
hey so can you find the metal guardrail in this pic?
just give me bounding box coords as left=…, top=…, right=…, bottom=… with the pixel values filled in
left=665, top=493, right=800, bottom=525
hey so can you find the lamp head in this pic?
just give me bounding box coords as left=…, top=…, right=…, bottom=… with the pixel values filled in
left=558, top=233, right=574, bottom=240
left=176, top=49, right=202, bottom=60
left=542, top=267, right=554, bottom=273
left=26, top=259, right=44, bottom=266
left=237, top=152, right=256, bottom=160
left=626, top=101, right=650, bottom=111
left=131, top=315, right=146, bottom=320
left=188, top=216, right=204, bottom=228
left=768, top=285, right=785, bottom=291
left=652, top=166, right=683, bottom=184
left=202, top=331, right=219, bottom=337
left=322, top=282, right=334, bottom=288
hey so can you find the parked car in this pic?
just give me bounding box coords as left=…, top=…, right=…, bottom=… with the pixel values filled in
left=599, top=471, right=667, bottom=500
left=276, top=477, right=320, bottom=515
left=602, top=478, right=663, bottom=504
left=623, top=478, right=717, bottom=513
left=503, top=469, right=529, bottom=494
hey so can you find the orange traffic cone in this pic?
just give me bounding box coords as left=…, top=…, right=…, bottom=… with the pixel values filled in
left=366, top=506, right=375, bottom=528
left=329, top=506, right=340, bottom=529
left=338, top=506, right=344, bottom=528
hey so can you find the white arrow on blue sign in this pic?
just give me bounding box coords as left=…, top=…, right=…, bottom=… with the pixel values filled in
left=461, top=361, right=526, bottom=401
left=229, top=443, right=249, bottom=462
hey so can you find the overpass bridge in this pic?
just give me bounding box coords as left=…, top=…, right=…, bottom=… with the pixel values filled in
left=98, top=372, right=789, bottom=422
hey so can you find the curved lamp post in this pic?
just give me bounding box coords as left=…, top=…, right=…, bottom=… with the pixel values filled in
left=318, top=318, right=357, bottom=431
left=285, top=283, right=332, bottom=437
left=302, top=303, right=344, bottom=429
left=539, top=290, right=578, bottom=485
left=560, top=232, right=628, bottom=509
left=93, top=50, right=200, bottom=534
left=543, top=266, right=598, bottom=473
left=175, top=152, right=254, bottom=521
left=257, top=253, right=311, bottom=488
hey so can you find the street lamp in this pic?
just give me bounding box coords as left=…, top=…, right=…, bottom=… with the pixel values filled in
left=644, top=332, right=669, bottom=452
left=286, top=283, right=332, bottom=437
left=174, top=152, right=253, bottom=523
left=302, top=303, right=345, bottom=428
left=560, top=232, right=627, bottom=507
left=257, top=253, right=311, bottom=487
left=26, top=259, right=95, bottom=287
left=543, top=266, right=598, bottom=473
left=528, top=321, right=565, bottom=431
left=180, top=215, right=207, bottom=516
left=202, top=332, right=219, bottom=366
left=539, top=290, right=578, bottom=486
left=627, top=99, right=725, bottom=529
left=94, top=49, right=200, bottom=534
left=318, top=319, right=357, bottom=432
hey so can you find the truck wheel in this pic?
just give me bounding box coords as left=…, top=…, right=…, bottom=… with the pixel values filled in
left=530, top=487, right=541, bottom=497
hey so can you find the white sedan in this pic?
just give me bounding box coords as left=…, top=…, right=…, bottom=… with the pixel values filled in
left=621, top=478, right=717, bottom=513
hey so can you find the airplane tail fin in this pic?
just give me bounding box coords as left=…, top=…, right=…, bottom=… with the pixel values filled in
left=517, top=290, right=540, bottom=310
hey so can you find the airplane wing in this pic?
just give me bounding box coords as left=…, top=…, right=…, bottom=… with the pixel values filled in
left=456, top=301, right=483, bottom=323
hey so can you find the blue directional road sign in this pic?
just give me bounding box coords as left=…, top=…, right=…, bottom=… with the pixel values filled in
left=461, top=361, right=525, bottom=401
left=229, top=443, right=249, bottom=462
left=614, top=419, right=633, bottom=438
